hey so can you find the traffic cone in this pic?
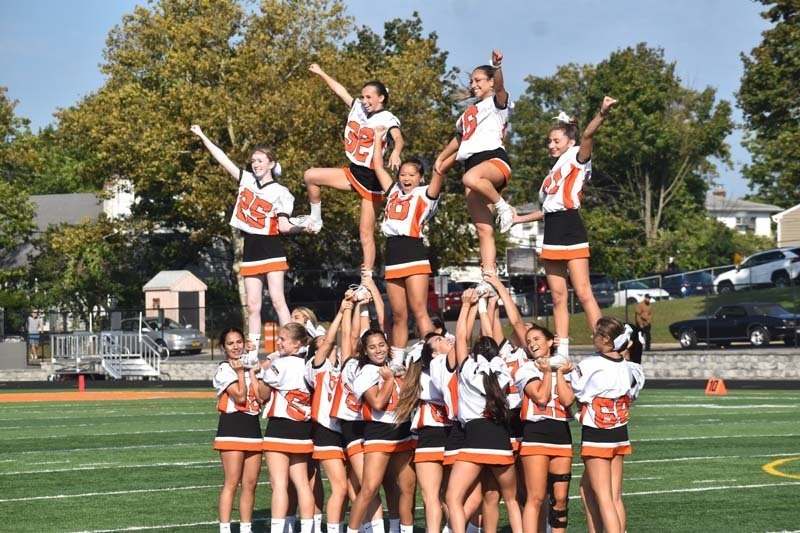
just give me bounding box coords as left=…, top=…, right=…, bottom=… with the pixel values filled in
left=705, top=377, right=727, bottom=395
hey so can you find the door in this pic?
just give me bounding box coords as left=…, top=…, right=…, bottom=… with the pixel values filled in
left=178, top=292, right=200, bottom=328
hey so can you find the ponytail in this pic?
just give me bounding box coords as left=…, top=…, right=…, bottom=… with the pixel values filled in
left=483, top=373, right=509, bottom=424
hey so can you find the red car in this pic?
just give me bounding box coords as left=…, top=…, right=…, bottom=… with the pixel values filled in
left=428, top=279, right=464, bottom=318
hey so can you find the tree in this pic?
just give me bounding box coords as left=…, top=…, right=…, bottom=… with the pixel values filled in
left=510, top=44, right=734, bottom=276
left=738, top=0, right=800, bottom=207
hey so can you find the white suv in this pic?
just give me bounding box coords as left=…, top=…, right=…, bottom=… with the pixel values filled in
left=714, top=247, right=800, bottom=293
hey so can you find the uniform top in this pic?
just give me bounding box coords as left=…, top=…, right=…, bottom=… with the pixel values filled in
left=428, top=353, right=458, bottom=422
left=381, top=183, right=439, bottom=239
left=498, top=339, right=526, bottom=410
left=455, top=95, right=513, bottom=162
left=456, top=356, right=513, bottom=424
left=260, top=354, right=312, bottom=422
left=344, top=99, right=401, bottom=169
left=213, top=361, right=261, bottom=415
left=229, top=170, right=295, bottom=236
left=352, top=363, right=404, bottom=424
left=411, top=358, right=452, bottom=429
left=514, top=361, right=573, bottom=422
left=569, top=353, right=646, bottom=429
left=305, top=356, right=342, bottom=432
left=330, top=357, right=363, bottom=422
left=539, top=145, right=592, bottom=213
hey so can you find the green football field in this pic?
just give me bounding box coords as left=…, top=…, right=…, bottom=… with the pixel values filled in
left=1, top=386, right=798, bottom=532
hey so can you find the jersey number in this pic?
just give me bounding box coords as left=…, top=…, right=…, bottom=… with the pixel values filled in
left=284, top=390, right=311, bottom=421
left=386, top=197, right=411, bottom=221
left=236, top=189, right=273, bottom=230
left=460, top=106, right=479, bottom=141
left=344, top=121, right=375, bottom=164
left=591, top=397, right=630, bottom=428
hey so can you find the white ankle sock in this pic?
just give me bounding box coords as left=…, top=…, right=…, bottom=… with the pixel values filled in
left=314, top=514, right=323, bottom=533
left=219, top=523, right=231, bottom=533
left=371, top=519, right=385, bottom=533
left=271, top=519, right=286, bottom=533
left=327, top=524, right=340, bottom=533
left=300, top=518, right=314, bottom=533
left=310, top=202, right=322, bottom=222
left=556, top=337, right=569, bottom=356
left=494, top=198, right=509, bottom=210
left=240, top=522, right=252, bottom=533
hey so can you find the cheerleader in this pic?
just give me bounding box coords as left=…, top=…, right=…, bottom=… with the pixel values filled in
left=257, top=323, right=316, bottom=533
left=346, top=329, right=417, bottom=533
left=301, top=63, right=404, bottom=281
left=511, top=96, right=617, bottom=358
left=305, top=297, right=353, bottom=533
left=444, top=289, right=523, bottom=533
left=514, top=324, right=574, bottom=533
left=434, top=49, right=514, bottom=278
left=191, top=125, right=311, bottom=354
left=394, top=332, right=455, bottom=532
left=212, top=328, right=263, bottom=533
left=562, top=317, right=645, bottom=533
left=372, top=125, right=448, bottom=363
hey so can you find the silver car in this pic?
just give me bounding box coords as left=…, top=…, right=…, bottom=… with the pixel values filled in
left=120, top=317, right=207, bottom=355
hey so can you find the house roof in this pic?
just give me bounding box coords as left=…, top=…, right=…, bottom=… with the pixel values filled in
left=705, top=194, right=782, bottom=214
left=30, top=193, right=104, bottom=232
left=143, top=270, right=208, bottom=292
left=772, top=203, right=800, bottom=221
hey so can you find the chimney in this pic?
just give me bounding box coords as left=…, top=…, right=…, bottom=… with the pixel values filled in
left=712, top=187, right=726, bottom=198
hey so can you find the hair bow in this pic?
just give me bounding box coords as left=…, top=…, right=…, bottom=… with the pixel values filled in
left=305, top=319, right=325, bottom=339
left=405, top=341, right=424, bottom=366
left=613, top=324, right=634, bottom=351
left=554, top=111, right=572, bottom=124
left=272, top=161, right=283, bottom=179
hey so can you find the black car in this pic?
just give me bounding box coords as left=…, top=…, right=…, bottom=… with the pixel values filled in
left=668, top=302, right=799, bottom=348
left=660, top=271, right=715, bottom=298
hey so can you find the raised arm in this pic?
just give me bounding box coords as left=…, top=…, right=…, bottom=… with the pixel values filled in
left=372, top=126, right=395, bottom=193
left=455, top=289, right=479, bottom=366
left=434, top=137, right=461, bottom=176
left=309, top=63, right=353, bottom=107
left=314, top=296, right=353, bottom=367
left=491, top=50, right=508, bottom=108
left=190, top=125, right=240, bottom=180
left=578, top=96, right=617, bottom=163
left=484, top=273, right=528, bottom=350
left=388, top=127, right=404, bottom=172
left=362, top=277, right=385, bottom=332
left=341, top=293, right=355, bottom=363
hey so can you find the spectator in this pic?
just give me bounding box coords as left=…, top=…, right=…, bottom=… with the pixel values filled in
left=634, top=295, right=653, bottom=351
left=27, top=310, right=44, bottom=360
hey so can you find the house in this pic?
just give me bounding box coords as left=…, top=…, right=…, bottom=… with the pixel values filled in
left=705, top=188, right=781, bottom=237
left=772, top=204, right=800, bottom=247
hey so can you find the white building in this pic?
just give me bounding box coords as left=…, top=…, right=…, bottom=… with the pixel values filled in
left=705, top=188, right=780, bottom=237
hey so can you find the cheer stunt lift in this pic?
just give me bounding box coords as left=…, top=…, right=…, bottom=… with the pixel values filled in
left=191, top=125, right=312, bottom=360
left=298, top=63, right=404, bottom=283
left=435, top=49, right=514, bottom=278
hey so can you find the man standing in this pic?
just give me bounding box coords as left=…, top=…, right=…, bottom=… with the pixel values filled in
left=635, top=294, right=653, bottom=351
left=27, top=310, right=44, bottom=360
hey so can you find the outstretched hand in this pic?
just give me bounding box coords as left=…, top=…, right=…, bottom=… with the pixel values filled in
left=491, top=49, right=503, bottom=67
left=308, top=63, right=324, bottom=76
left=190, top=124, right=203, bottom=137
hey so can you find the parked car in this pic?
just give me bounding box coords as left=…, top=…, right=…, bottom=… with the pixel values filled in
left=668, top=302, right=799, bottom=348
left=714, top=247, right=800, bottom=293
left=119, top=317, right=207, bottom=355
left=589, top=273, right=616, bottom=308
left=660, top=271, right=715, bottom=298
left=428, top=279, right=465, bottom=318
left=287, top=271, right=389, bottom=322
left=613, top=280, right=669, bottom=307
left=508, top=274, right=551, bottom=316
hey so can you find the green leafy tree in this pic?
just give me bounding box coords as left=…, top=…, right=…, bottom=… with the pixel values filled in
left=738, top=0, right=800, bottom=207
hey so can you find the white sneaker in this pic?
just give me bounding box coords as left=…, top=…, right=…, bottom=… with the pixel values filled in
left=496, top=204, right=513, bottom=233
left=290, top=215, right=322, bottom=234
left=390, top=364, right=406, bottom=377
left=241, top=351, right=259, bottom=369
left=349, top=284, right=371, bottom=302
left=473, top=281, right=496, bottom=298
left=548, top=354, right=569, bottom=370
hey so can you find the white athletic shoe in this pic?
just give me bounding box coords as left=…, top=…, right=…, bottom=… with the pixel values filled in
left=349, top=284, right=371, bottom=302
left=496, top=204, right=514, bottom=233
left=390, top=364, right=406, bottom=377
left=241, top=351, right=259, bottom=369
left=290, top=215, right=322, bottom=234
left=548, top=354, right=569, bottom=370
left=473, top=281, right=497, bottom=298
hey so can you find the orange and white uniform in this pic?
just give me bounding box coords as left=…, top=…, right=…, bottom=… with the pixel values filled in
left=382, top=183, right=439, bottom=279
left=515, top=361, right=574, bottom=457
left=212, top=361, right=263, bottom=451
left=305, top=356, right=346, bottom=460
left=539, top=146, right=591, bottom=213
left=456, top=96, right=513, bottom=162
left=570, top=353, right=645, bottom=458
left=352, top=363, right=415, bottom=453
left=261, top=354, right=313, bottom=453
left=230, top=170, right=294, bottom=276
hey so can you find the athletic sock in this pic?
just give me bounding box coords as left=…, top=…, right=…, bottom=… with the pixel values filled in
left=327, top=524, right=341, bottom=533
left=300, top=519, right=314, bottom=533
left=390, top=346, right=405, bottom=366
left=389, top=519, right=400, bottom=533
left=556, top=338, right=569, bottom=357
left=310, top=202, right=322, bottom=222
left=441, top=526, right=451, bottom=533
left=219, top=523, right=231, bottom=533
left=271, top=519, right=286, bottom=533
left=493, top=198, right=509, bottom=211
left=248, top=333, right=261, bottom=356
left=314, top=514, right=323, bottom=533
left=399, top=526, right=413, bottom=533
left=371, top=519, right=385, bottom=533
left=240, top=522, right=252, bottom=533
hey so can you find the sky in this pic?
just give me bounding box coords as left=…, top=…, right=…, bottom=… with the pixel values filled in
left=0, top=0, right=771, bottom=199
